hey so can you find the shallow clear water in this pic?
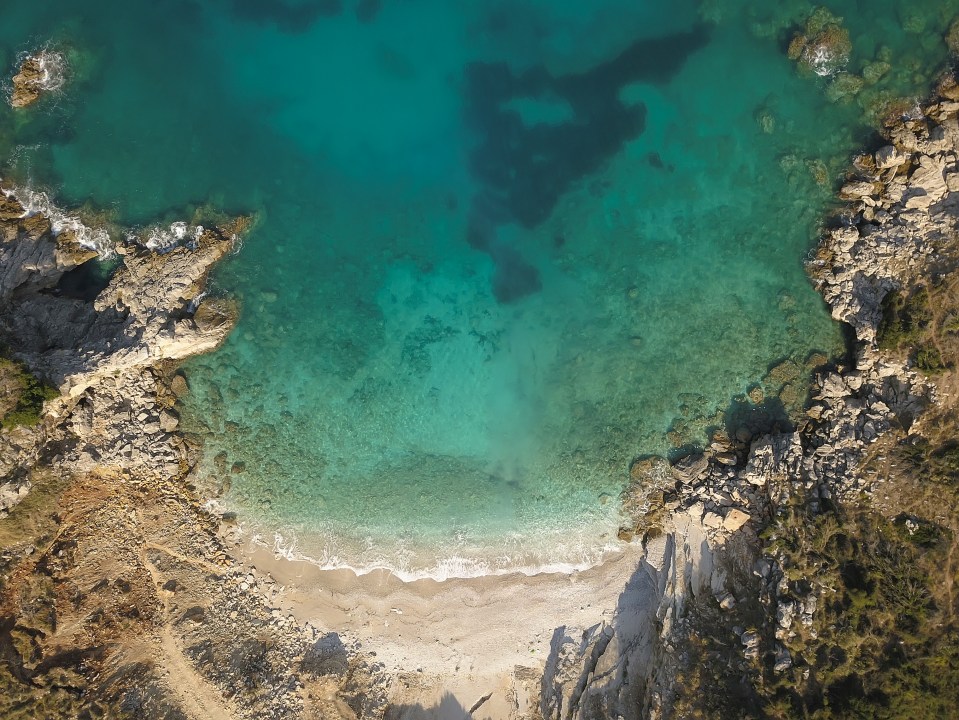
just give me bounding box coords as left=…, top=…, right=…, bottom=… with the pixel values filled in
left=1, top=0, right=954, bottom=577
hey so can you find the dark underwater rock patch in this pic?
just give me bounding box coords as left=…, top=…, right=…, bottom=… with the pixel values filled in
left=463, top=24, right=710, bottom=303
left=230, top=0, right=343, bottom=33
left=355, top=0, right=381, bottom=24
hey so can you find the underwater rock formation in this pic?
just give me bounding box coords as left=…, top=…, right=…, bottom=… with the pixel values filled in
left=464, top=24, right=710, bottom=230
left=464, top=24, right=710, bottom=303
left=787, top=7, right=852, bottom=78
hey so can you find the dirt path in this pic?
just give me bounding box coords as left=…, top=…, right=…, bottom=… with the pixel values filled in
left=144, top=540, right=227, bottom=576
left=140, top=542, right=238, bottom=720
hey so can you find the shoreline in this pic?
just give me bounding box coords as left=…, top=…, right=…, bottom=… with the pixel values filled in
left=242, top=538, right=662, bottom=672
left=232, top=531, right=674, bottom=719
left=214, top=503, right=630, bottom=583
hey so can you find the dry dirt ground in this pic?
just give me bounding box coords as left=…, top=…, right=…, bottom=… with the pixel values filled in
left=0, top=455, right=386, bottom=720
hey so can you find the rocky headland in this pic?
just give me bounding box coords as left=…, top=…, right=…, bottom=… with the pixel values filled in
left=0, top=187, right=394, bottom=719
left=1, top=55, right=958, bottom=720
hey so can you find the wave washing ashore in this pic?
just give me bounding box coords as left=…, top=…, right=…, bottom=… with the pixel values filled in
left=2, top=185, right=112, bottom=256
left=250, top=525, right=626, bottom=582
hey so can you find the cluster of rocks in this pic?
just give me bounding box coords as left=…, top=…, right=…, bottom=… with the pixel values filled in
left=783, top=7, right=959, bottom=113
left=818, top=87, right=959, bottom=341
left=0, top=183, right=242, bottom=505
left=682, top=82, right=955, bottom=676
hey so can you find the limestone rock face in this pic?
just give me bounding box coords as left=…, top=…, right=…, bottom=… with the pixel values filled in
left=904, top=154, right=948, bottom=209
left=0, top=189, right=244, bottom=496
left=810, top=108, right=959, bottom=343
left=875, top=144, right=907, bottom=169
left=0, top=193, right=239, bottom=397
left=540, top=531, right=705, bottom=720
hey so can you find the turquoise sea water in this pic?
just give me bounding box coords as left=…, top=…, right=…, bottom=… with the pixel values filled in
left=1, top=1, right=955, bottom=577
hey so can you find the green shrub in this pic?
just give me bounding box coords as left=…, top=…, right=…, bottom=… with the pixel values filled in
left=877, top=288, right=932, bottom=351
left=914, top=345, right=947, bottom=373
left=0, top=357, right=59, bottom=430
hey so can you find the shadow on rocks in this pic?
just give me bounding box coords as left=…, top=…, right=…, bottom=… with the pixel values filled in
left=723, top=394, right=794, bottom=447
left=384, top=692, right=474, bottom=720
left=300, top=632, right=350, bottom=676
left=539, top=538, right=674, bottom=720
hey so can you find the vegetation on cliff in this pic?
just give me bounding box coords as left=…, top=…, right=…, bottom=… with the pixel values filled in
left=0, top=354, right=57, bottom=429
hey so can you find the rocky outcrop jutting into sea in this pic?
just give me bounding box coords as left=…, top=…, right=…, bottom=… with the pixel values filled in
left=0, top=187, right=395, bottom=719
left=0, top=184, right=244, bottom=495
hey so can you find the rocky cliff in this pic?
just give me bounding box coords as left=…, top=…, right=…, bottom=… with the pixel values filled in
left=540, top=77, right=959, bottom=720
left=0, top=186, right=394, bottom=719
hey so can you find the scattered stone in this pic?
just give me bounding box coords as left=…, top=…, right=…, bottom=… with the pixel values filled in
left=702, top=511, right=723, bottom=529
left=875, top=144, right=907, bottom=169
left=159, top=409, right=179, bottom=432
left=903, top=155, right=948, bottom=209
left=628, top=455, right=671, bottom=484
left=170, top=373, right=189, bottom=398
left=773, top=646, right=793, bottom=673
left=722, top=509, right=750, bottom=533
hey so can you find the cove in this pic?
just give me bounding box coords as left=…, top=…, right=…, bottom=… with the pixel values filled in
left=0, top=0, right=954, bottom=578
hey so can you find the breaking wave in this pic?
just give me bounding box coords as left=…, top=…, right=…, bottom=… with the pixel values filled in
left=231, top=518, right=627, bottom=583
left=132, top=221, right=205, bottom=253
left=26, top=49, right=67, bottom=93
left=3, top=184, right=115, bottom=257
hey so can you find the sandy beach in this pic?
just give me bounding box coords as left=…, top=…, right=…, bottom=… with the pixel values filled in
left=241, top=537, right=669, bottom=718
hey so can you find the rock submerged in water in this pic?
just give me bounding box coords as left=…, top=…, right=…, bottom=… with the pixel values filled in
left=9, top=50, right=65, bottom=108
left=947, top=19, right=959, bottom=56
left=787, top=7, right=852, bottom=78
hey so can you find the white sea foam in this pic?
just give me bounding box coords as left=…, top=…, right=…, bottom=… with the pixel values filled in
left=3, top=181, right=215, bottom=261
left=251, top=524, right=624, bottom=582
left=4, top=184, right=115, bottom=257
left=29, top=50, right=67, bottom=93
left=134, top=221, right=204, bottom=253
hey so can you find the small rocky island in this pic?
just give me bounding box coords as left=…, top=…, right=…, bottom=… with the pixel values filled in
left=8, top=50, right=65, bottom=108
left=1, top=29, right=959, bottom=720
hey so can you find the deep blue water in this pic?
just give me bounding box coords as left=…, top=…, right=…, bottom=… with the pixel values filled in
left=0, top=0, right=954, bottom=577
